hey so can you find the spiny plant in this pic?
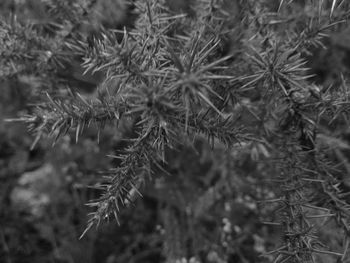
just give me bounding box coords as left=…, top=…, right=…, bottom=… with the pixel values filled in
left=3, top=0, right=350, bottom=262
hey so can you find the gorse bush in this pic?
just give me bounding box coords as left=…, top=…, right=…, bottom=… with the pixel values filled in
left=3, top=0, right=350, bottom=262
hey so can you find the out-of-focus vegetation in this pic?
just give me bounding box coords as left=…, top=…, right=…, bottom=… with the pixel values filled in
left=1, top=1, right=350, bottom=263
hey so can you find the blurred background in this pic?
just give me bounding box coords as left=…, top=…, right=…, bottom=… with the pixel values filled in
left=1, top=1, right=350, bottom=263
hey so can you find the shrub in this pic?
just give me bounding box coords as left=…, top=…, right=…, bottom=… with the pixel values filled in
left=3, top=0, right=350, bottom=262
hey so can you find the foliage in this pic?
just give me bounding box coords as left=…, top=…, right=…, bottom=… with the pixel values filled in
left=3, top=0, right=350, bottom=262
